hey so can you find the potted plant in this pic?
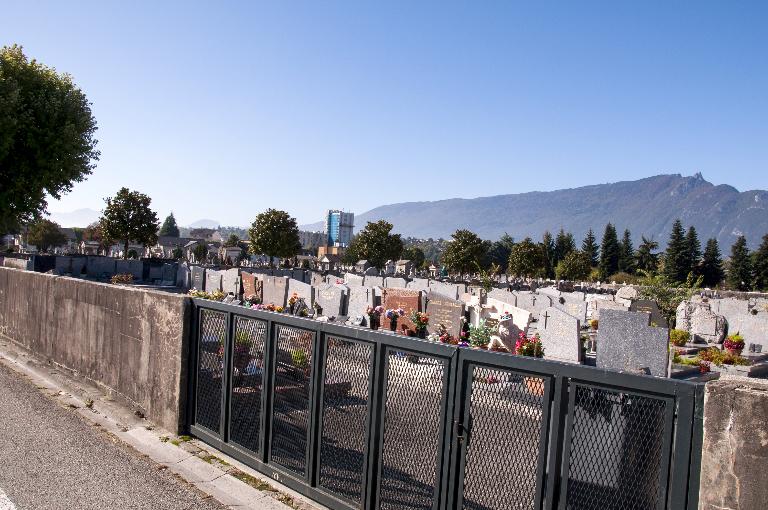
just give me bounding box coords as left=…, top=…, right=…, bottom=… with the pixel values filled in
left=410, top=311, right=429, bottom=339
left=291, top=349, right=310, bottom=377
left=366, top=305, right=384, bottom=330
left=724, top=333, right=745, bottom=355
left=515, top=332, right=545, bottom=396
left=287, top=293, right=299, bottom=314
left=469, top=320, right=494, bottom=350
left=385, top=308, right=405, bottom=332
left=670, top=329, right=690, bottom=347
left=232, top=331, right=253, bottom=372
left=589, top=319, right=599, bottom=331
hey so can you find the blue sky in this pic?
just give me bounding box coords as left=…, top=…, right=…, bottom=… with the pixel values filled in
left=3, top=1, right=767, bottom=227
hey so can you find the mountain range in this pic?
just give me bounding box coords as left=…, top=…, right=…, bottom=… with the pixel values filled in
left=300, top=174, right=768, bottom=249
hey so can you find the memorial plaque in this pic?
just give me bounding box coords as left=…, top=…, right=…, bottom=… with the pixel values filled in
left=381, top=288, right=422, bottom=332
left=629, top=300, right=668, bottom=328
left=263, top=276, right=289, bottom=307
left=315, top=283, right=346, bottom=317
left=241, top=272, right=263, bottom=301
left=221, top=268, right=240, bottom=296
left=385, top=277, right=407, bottom=288
left=426, top=295, right=465, bottom=338
left=288, top=278, right=314, bottom=306
left=347, top=286, right=375, bottom=326
left=204, top=269, right=223, bottom=293
left=538, top=307, right=582, bottom=363
left=191, top=265, right=205, bottom=291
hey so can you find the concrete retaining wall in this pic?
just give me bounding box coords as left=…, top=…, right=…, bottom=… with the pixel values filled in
left=0, top=267, right=189, bottom=432
left=699, top=377, right=768, bottom=510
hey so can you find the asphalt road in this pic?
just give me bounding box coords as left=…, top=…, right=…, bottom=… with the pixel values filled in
left=0, top=363, right=226, bottom=510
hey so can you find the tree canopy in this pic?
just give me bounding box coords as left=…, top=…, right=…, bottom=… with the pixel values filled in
left=350, top=220, right=403, bottom=269
left=248, top=209, right=301, bottom=267
left=99, top=188, right=159, bottom=259
left=752, top=234, right=768, bottom=291
left=0, top=45, right=99, bottom=233
left=442, top=229, right=489, bottom=275
left=701, top=238, right=724, bottom=288
left=159, top=212, right=180, bottom=237
left=635, top=236, right=659, bottom=273
left=27, top=219, right=67, bottom=253
left=664, top=219, right=690, bottom=283
left=508, top=238, right=546, bottom=279
left=401, top=246, right=426, bottom=269
left=727, top=236, right=751, bottom=291
left=599, top=223, right=620, bottom=279
left=555, top=250, right=592, bottom=281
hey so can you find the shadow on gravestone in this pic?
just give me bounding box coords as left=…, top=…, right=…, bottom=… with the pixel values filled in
left=596, top=309, right=669, bottom=377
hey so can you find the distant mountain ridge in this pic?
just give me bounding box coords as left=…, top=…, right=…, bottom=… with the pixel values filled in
left=301, top=174, right=768, bottom=249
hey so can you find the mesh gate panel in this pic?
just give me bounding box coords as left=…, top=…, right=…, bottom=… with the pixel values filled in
left=196, top=309, right=226, bottom=433
left=229, top=316, right=268, bottom=454
left=379, top=352, right=446, bottom=510
left=319, top=337, right=373, bottom=505
left=270, top=325, right=314, bottom=477
left=565, top=385, right=668, bottom=510
left=461, top=367, right=546, bottom=510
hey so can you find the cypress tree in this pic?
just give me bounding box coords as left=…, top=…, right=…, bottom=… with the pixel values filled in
left=685, top=226, right=702, bottom=276
left=635, top=236, right=659, bottom=273
left=701, top=238, right=724, bottom=287
left=599, top=223, right=620, bottom=279
left=159, top=212, right=180, bottom=237
left=664, top=219, right=689, bottom=283
left=618, top=228, right=635, bottom=274
left=752, top=234, right=768, bottom=291
left=542, top=231, right=555, bottom=279
left=582, top=229, right=599, bottom=267
left=727, top=236, right=752, bottom=291
left=554, top=228, right=576, bottom=266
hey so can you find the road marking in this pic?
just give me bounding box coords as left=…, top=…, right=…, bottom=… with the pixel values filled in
left=0, top=487, right=17, bottom=510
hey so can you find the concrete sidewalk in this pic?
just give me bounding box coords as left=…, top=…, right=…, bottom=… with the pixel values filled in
left=0, top=338, right=325, bottom=510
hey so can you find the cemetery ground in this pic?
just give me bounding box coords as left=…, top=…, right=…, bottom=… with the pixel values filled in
left=0, top=340, right=323, bottom=510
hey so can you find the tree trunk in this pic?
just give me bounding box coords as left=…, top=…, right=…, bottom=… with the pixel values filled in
left=123, top=240, right=129, bottom=260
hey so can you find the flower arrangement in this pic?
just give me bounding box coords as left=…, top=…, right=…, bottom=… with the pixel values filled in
left=366, top=305, right=384, bottom=318
left=589, top=319, right=599, bottom=330
left=469, top=320, right=494, bottom=349
left=698, top=346, right=749, bottom=367
left=291, top=349, right=309, bottom=369
left=515, top=332, right=544, bottom=357
left=723, top=333, right=745, bottom=354
left=669, top=329, right=690, bottom=347
left=410, top=311, right=429, bottom=333
left=110, top=273, right=134, bottom=285
left=188, top=289, right=226, bottom=301
left=288, top=293, right=299, bottom=307
left=251, top=303, right=283, bottom=313
left=385, top=308, right=405, bottom=320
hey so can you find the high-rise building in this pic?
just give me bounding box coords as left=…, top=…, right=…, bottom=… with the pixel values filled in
left=324, top=210, right=354, bottom=248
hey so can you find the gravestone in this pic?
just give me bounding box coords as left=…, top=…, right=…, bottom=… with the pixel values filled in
left=55, top=256, right=72, bottom=275
left=310, top=272, right=325, bottom=287
left=385, top=277, right=407, bottom=289
left=176, top=263, right=191, bottom=288
left=553, top=296, right=588, bottom=322
left=426, top=295, right=465, bottom=338
left=381, top=288, right=423, bottom=332
left=222, top=268, right=240, bottom=295
left=315, top=283, right=346, bottom=317
left=70, top=257, right=87, bottom=276
left=288, top=278, right=314, bottom=307
left=727, top=315, right=768, bottom=351
left=347, top=286, right=376, bottom=326
left=538, top=307, right=582, bottom=363
left=262, top=276, right=289, bottom=307
left=291, top=269, right=308, bottom=283
left=629, top=300, right=668, bottom=328
left=191, top=266, right=205, bottom=291
left=364, top=267, right=379, bottom=276
left=537, top=287, right=561, bottom=299
left=484, top=298, right=532, bottom=334
left=204, top=269, right=223, bottom=293
left=690, top=304, right=726, bottom=344
left=87, top=256, right=116, bottom=277
left=161, top=263, right=176, bottom=283
left=407, top=278, right=430, bottom=291
left=615, top=286, right=639, bottom=306
left=597, top=309, right=669, bottom=377
left=591, top=299, right=628, bottom=320
left=344, top=273, right=364, bottom=287
left=514, top=292, right=536, bottom=313
left=488, top=288, right=517, bottom=306
left=364, top=275, right=384, bottom=288
left=149, top=265, right=164, bottom=281
left=115, top=259, right=143, bottom=280
left=429, top=281, right=461, bottom=299
left=240, top=272, right=263, bottom=302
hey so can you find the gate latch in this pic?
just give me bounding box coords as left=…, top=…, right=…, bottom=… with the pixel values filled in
left=454, top=420, right=465, bottom=443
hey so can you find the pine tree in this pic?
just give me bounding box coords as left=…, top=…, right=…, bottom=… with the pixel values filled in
left=664, top=219, right=689, bottom=283
left=701, top=238, right=724, bottom=287
left=618, top=229, right=635, bottom=274
left=727, top=236, right=752, bottom=291
left=751, top=234, right=768, bottom=291
left=554, top=228, right=576, bottom=266
left=635, top=236, right=659, bottom=273
left=599, top=223, right=620, bottom=279
left=542, top=231, right=555, bottom=279
left=159, top=212, right=180, bottom=237
left=582, top=229, right=599, bottom=267
left=685, top=226, right=702, bottom=276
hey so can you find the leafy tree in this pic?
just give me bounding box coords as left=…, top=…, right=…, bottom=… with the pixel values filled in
left=190, top=227, right=216, bottom=239
left=347, top=220, right=402, bottom=269
left=159, top=212, right=180, bottom=237
left=83, top=221, right=110, bottom=253
left=342, top=234, right=360, bottom=265
left=442, top=229, right=488, bottom=275
left=752, top=234, right=768, bottom=291
left=0, top=45, right=99, bottom=233
left=27, top=219, right=67, bottom=253
left=664, top=219, right=690, bottom=283
left=635, top=236, right=659, bottom=273
left=100, top=188, right=159, bottom=259
left=171, top=247, right=183, bottom=260
left=554, top=228, right=576, bottom=266
left=599, top=223, right=620, bottom=279
left=485, top=234, right=515, bottom=272
left=248, top=209, right=301, bottom=268
left=541, top=231, right=555, bottom=278
left=701, top=238, right=725, bottom=288
left=581, top=229, right=599, bottom=267
left=618, top=229, right=635, bottom=274
left=192, top=244, right=208, bottom=263
left=508, top=238, right=546, bottom=279
left=555, top=250, right=592, bottom=281
left=401, top=246, right=426, bottom=269
left=637, top=271, right=701, bottom=328
left=685, top=226, right=702, bottom=276
left=224, top=234, right=241, bottom=247
left=727, top=236, right=752, bottom=291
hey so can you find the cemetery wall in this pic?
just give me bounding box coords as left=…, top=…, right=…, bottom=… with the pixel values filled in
left=698, top=377, right=768, bottom=510
left=0, top=267, right=190, bottom=432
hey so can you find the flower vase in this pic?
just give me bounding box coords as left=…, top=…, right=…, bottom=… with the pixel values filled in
left=389, top=319, right=397, bottom=332
left=417, top=329, right=427, bottom=339
left=726, top=347, right=743, bottom=356
left=369, top=317, right=379, bottom=330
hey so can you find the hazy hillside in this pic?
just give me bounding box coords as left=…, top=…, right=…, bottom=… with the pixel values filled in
left=301, top=174, right=768, bottom=249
